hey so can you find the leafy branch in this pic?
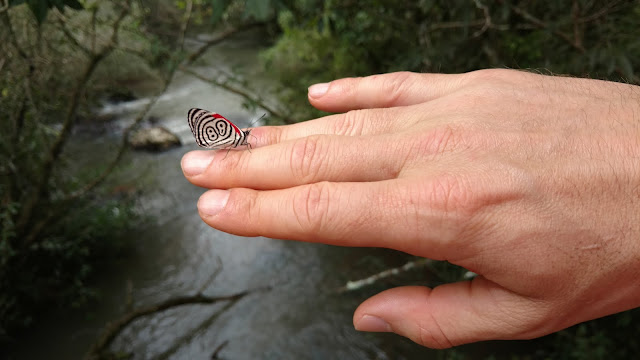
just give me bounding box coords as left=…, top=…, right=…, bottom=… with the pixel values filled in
left=184, top=22, right=265, bottom=65
left=502, top=0, right=586, bottom=53
left=495, top=0, right=638, bottom=84
left=15, top=1, right=131, bottom=237
left=180, top=66, right=293, bottom=123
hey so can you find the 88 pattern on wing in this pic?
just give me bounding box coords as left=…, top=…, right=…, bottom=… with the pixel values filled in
left=187, top=108, right=251, bottom=150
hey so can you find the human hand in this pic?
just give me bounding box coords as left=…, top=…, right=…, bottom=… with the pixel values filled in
left=181, top=70, right=640, bottom=348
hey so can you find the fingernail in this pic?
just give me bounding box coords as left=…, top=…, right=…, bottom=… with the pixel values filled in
left=355, top=315, right=391, bottom=332
left=182, top=151, right=214, bottom=176
left=198, top=190, right=230, bottom=216
left=308, top=82, right=330, bottom=98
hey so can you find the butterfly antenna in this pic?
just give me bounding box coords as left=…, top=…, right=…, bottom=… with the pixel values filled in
left=248, top=113, right=267, bottom=128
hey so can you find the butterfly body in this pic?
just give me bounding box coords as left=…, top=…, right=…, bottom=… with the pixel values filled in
left=187, top=108, right=251, bottom=150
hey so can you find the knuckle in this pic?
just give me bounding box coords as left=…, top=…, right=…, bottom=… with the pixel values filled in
left=465, top=68, right=529, bottom=87
left=418, top=318, right=455, bottom=349
left=268, top=125, right=285, bottom=145
left=466, top=68, right=510, bottom=83
left=428, top=173, right=477, bottom=220
left=217, top=150, right=248, bottom=179
left=243, top=189, right=260, bottom=227
left=378, top=71, right=414, bottom=106
left=289, top=135, right=328, bottom=182
left=331, top=111, right=365, bottom=136
left=292, top=182, right=334, bottom=235
left=413, top=125, right=466, bottom=159
left=404, top=174, right=478, bottom=248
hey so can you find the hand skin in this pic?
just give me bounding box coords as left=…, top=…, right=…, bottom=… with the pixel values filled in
left=181, top=70, right=640, bottom=348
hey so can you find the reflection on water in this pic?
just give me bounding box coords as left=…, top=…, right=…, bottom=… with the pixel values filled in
left=11, top=32, right=435, bottom=359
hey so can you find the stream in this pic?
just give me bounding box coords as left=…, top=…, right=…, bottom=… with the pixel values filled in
left=11, top=32, right=439, bottom=359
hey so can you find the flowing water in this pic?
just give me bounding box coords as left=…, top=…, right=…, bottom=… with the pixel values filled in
left=11, top=32, right=442, bottom=359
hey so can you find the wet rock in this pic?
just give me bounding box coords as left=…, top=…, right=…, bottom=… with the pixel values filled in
left=129, top=126, right=181, bottom=152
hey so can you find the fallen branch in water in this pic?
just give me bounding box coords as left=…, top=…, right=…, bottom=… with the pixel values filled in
left=211, top=340, right=229, bottom=359
left=84, top=286, right=270, bottom=360
left=155, top=299, right=237, bottom=360
left=336, top=258, right=432, bottom=293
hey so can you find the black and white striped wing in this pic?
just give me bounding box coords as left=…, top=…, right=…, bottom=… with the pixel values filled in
left=187, top=108, right=241, bottom=149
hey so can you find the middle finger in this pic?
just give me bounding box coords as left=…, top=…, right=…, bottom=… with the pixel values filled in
left=182, top=133, right=414, bottom=190
left=251, top=105, right=433, bottom=148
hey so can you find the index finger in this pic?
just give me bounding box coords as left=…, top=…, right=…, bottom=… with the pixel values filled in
left=249, top=107, right=412, bottom=148
left=251, top=72, right=471, bottom=148
left=308, top=71, right=470, bottom=112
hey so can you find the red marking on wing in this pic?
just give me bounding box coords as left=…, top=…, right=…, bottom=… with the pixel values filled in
left=212, top=113, right=241, bottom=134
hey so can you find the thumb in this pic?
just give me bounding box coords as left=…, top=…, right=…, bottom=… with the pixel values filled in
left=353, top=277, right=552, bottom=348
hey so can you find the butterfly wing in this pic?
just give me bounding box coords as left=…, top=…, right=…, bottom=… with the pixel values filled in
left=187, top=108, right=242, bottom=149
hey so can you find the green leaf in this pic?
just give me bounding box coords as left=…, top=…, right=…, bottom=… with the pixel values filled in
left=245, top=0, right=272, bottom=21
left=617, top=54, right=634, bottom=80
left=63, top=0, right=83, bottom=10
left=27, top=0, right=49, bottom=23
left=50, top=0, right=64, bottom=11
left=210, top=0, right=231, bottom=23
left=22, top=0, right=83, bottom=24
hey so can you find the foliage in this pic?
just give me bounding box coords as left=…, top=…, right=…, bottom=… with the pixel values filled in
left=0, top=2, right=156, bottom=336
left=0, top=197, right=140, bottom=329
left=253, top=0, right=640, bottom=120
left=8, top=0, right=84, bottom=23
left=542, top=310, right=640, bottom=359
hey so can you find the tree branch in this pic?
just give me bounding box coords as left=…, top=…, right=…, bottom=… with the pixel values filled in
left=499, top=0, right=586, bottom=53
left=2, top=9, right=36, bottom=212
left=15, top=1, right=131, bottom=236
left=0, top=0, right=8, bottom=14
left=211, top=340, right=229, bottom=360
left=177, top=0, right=193, bottom=51
left=571, top=0, right=583, bottom=52
left=56, top=13, right=91, bottom=55
left=577, top=1, right=623, bottom=23
left=180, top=66, right=292, bottom=123
left=84, top=287, right=270, bottom=360
left=91, top=5, right=97, bottom=53
left=428, top=18, right=486, bottom=30
left=336, top=258, right=432, bottom=293
left=155, top=300, right=233, bottom=360
left=472, top=0, right=491, bottom=38
left=184, top=22, right=264, bottom=65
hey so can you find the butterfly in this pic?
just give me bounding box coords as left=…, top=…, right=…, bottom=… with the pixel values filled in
left=187, top=108, right=252, bottom=151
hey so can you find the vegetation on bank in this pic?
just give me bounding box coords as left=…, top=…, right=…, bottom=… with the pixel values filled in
left=0, top=0, right=166, bottom=336
left=1, top=0, right=639, bottom=358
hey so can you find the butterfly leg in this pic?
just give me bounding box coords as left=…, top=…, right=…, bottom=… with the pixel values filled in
left=222, top=146, right=233, bottom=160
